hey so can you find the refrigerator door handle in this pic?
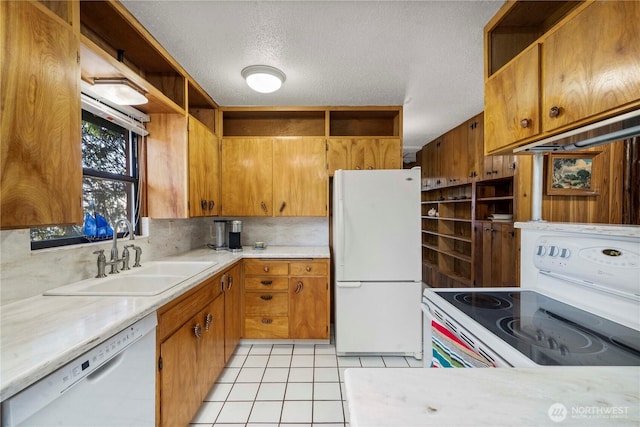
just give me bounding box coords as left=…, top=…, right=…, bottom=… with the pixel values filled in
left=336, top=281, right=362, bottom=288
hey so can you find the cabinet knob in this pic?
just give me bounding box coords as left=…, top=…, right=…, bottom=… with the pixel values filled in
left=356, top=166, right=361, bottom=170
left=520, top=118, right=531, bottom=128
left=549, top=106, right=560, bottom=118
left=193, top=323, right=202, bottom=338
left=209, top=200, right=215, bottom=211
left=260, top=201, right=268, bottom=213
left=367, top=166, right=373, bottom=170
left=279, top=201, right=286, bottom=213
left=204, top=313, right=213, bottom=331
left=305, top=266, right=312, bottom=272
left=201, top=200, right=207, bottom=210
left=296, top=281, right=303, bottom=294
left=263, top=266, right=269, bottom=272
left=228, top=275, right=233, bottom=290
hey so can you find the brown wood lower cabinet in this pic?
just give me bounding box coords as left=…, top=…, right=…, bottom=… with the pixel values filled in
left=473, top=221, right=517, bottom=287
left=156, top=262, right=240, bottom=427
left=222, top=263, right=242, bottom=362
left=242, top=259, right=330, bottom=339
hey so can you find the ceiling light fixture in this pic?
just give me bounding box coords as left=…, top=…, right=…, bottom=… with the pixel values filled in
left=91, top=78, right=148, bottom=106
left=241, top=65, right=286, bottom=93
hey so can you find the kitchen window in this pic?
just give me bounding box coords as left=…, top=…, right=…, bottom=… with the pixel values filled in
left=30, top=110, right=141, bottom=249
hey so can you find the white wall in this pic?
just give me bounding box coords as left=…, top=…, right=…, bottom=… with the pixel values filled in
left=0, top=217, right=328, bottom=305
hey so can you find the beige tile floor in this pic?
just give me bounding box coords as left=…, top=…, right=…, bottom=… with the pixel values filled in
left=190, top=342, right=422, bottom=427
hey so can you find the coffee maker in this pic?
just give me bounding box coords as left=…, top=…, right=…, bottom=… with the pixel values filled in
left=228, top=220, right=243, bottom=252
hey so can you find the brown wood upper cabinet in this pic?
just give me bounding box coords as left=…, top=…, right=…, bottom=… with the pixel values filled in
left=221, top=137, right=327, bottom=217
left=1, top=1, right=82, bottom=229
left=147, top=114, right=220, bottom=218
left=326, top=138, right=402, bottom=175
left=484, top=1, right=640, bottom=154
left=188, top=117, right=220, bottom=217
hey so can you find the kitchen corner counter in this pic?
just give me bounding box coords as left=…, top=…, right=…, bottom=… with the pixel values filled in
left=0, top=246, right=328, bottom=401
left=345, top=367, right=640, bottom=426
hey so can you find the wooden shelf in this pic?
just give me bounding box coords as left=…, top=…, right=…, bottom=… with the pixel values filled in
left=441, top=271, right=472, bottom=287
left=477, top=196, right=513, bottom=202
left=438, top=217, right=472, bottom=223
left=436, top=198, right=472, bottom=204
left=439, top=233, right=472, bottom=243
left=422, top=243, right=439, bottom=252
left=485, top=0, right=582, bottom=77
left=329, top=109, right=401, bottom=137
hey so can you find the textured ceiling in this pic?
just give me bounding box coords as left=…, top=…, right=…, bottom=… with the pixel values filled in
left=121, top=0, right=504, bottom=162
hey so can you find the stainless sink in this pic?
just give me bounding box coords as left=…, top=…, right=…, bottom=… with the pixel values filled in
left=44, top=261, right=217, bottom=296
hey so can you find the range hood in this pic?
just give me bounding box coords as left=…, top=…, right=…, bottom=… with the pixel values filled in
left=514, top=108, right=640, bottom=153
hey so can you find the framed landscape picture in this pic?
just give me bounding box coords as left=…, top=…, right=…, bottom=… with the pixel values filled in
left=546, top=152, right=599, bottom=196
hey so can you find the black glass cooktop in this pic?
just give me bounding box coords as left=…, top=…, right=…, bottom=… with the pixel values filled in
left=436, top=290, right=640, bottom=366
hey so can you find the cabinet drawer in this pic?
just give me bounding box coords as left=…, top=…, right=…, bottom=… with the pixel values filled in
left=244, top=276, right=289, bottom=290
left=290, top=261, right=328, bottom=276
left=245, top=316, right=289, bottom=339
left=244, top=292, right=288, bottom=316
left=244, top=260, right=289, bottom=276
left=158, top=276, right=219, bottom=341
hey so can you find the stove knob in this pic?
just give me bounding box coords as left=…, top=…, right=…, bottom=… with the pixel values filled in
left=559, top=345, right=569, bottom=356
left=560, top=248, right=571, bottom=258
left=548, top=338, right=558, bottom=350
left=548, top=246, right=559, bottom=257
left=536, top=245, right=546, bottom=256
left=535, top=329, right=545, bottom=341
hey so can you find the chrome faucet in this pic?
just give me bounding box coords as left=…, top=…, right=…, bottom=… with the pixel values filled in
left=107, top=218, right=134, bottom=274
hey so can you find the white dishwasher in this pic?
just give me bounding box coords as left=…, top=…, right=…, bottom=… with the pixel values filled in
left=2, top=312, right=157, bottom=427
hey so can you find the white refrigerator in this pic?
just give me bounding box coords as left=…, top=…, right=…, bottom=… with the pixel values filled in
left=333, top=168, right=422, bottom=359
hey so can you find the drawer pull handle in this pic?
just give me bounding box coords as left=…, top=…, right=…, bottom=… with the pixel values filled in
left=260, top=280, right=272, bottom=285
left=261, top=201, right=268, bottom=213
left=296, top=281, right=303, bottom=294
left=205, top=313, right=213, bottom=331
left=262, top=319, right=273, bottom=324
left=260, top=295, right=273, bottom=300
left=193, top=323, right=202, bottom=339
left=228, top=275, right=233, bottom=290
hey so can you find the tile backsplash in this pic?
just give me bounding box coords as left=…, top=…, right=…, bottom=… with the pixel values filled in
left=0, top=217, right=328, bottom=305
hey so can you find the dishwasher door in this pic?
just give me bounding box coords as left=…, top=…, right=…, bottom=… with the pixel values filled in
left=2, top=313, right=157, bottom=427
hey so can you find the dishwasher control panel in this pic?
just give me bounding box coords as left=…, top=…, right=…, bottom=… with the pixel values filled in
left=2, top=313, right=157, bottom=427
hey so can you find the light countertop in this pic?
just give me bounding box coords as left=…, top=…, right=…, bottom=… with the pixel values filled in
left=345, top=367, right=640, bottom=426
left=0, top=245, right=329, bottom=401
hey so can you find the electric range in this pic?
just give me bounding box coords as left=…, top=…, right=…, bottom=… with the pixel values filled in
left=422, top=224, right=640, bottom=367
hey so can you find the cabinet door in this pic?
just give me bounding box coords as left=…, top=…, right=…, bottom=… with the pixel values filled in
left=199, top=294, right=225, bottom=397
left=542, top=1, right=640, bottom=132
left=327, top=139, right=350, bottom=176
left=273, top=137, right=327, bottom=216
left=188, top=116, right=219, bottom=217
left=377, top=138, right=402, bottom=169
left=223, top=263, right=242, bottom=362
left=159, top=317, right=199, bottom=427
left=444, top=124, right=468, bottom=185
left=221, top=138, right=273, bottom=216
left=1, top=1, right=82, bottom=228
left=484, top=44, right=541, bottom=154
left=474, top=222, right=517, bottom=288
left=289, top=277, right=328, bottom=339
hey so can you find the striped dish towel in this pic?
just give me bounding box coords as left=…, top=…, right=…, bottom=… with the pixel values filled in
left=431, top=319, right=494, bottom=368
